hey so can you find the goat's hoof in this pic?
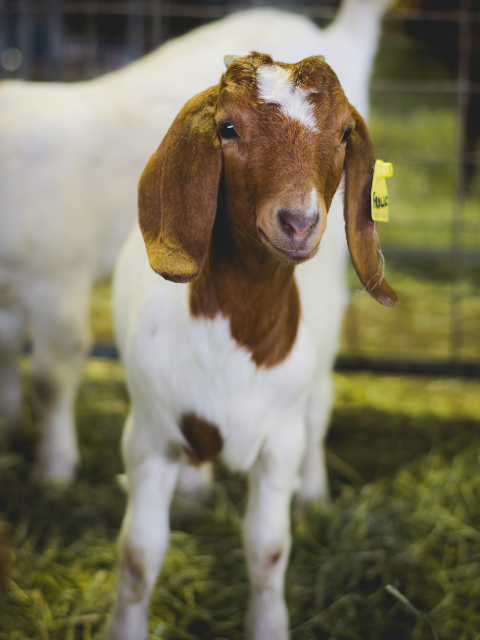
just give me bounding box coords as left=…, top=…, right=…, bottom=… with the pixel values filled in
left=293, top=488, right=330, bottom=518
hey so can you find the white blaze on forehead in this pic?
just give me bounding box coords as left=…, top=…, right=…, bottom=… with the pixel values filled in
left=256, top=64, right=317, bottom=131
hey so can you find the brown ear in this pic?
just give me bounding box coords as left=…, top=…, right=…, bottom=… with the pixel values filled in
left=138, top=86, right=222, bottom=283
left=343, top=107, right=398, bottom=307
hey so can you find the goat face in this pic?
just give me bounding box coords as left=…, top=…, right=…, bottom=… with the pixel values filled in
left=215, top=54, right=353, bottom=264
left=138, top=52, right=397, bottom=306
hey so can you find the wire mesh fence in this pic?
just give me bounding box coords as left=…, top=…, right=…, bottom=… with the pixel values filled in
left=1, top=0, right=479, bottom=375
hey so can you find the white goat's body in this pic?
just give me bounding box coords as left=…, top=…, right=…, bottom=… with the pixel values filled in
left=110, top=221, right=343, bottom=640
left=115, top=222, right=343, bottom=474
left=0, top=0, right=388, bottom=482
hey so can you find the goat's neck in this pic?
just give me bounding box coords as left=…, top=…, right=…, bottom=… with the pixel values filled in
left=189, top=204, right=300, bottom=368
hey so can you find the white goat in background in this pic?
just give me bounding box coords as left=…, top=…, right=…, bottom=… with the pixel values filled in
left=0, top=0, right=392, bottom=484
left=107, top=51, right=397, bottom=640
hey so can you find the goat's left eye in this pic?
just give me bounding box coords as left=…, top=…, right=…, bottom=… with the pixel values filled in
left=341, top=128, right=352, bottom=143
left=219, top=123, right=238, bottom=139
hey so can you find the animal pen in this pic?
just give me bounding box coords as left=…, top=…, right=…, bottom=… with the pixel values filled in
left=0, top=0, right=479, bottom=376
left=1, top=2, right=480, bottom=640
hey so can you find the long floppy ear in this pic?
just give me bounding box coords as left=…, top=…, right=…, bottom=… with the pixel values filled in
left=138, top=86, right=222, bottom=283
left=344, top=107, right=398, bottom=307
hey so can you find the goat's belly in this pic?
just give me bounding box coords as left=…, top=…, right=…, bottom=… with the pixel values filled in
left=127, top=293, right=317, bottom=472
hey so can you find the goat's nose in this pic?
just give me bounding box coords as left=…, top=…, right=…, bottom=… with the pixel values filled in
left=277, top=209, right=318, bottom=239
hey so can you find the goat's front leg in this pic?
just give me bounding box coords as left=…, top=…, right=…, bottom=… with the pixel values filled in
left=243, top=421, right=305, bottom=640
left=30, top=279, right=91, bottom=484
left=106, top=415, right=180, bottom=640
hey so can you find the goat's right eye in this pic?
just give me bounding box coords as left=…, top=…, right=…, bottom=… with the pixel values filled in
left=219, top=123, right=238, bottom=139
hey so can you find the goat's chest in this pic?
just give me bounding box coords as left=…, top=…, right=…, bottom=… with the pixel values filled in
left=128, top=280, right=317, bottom=471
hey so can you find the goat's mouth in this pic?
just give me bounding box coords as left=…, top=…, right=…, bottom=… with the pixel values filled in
left=257, top=228, right=319, bottom=264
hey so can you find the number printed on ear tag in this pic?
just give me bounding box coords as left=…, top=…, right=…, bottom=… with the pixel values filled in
left=371, top=160, right=393, bottom=222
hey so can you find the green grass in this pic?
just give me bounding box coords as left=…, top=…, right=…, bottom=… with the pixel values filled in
left=1, top=361, right=480, bottom=639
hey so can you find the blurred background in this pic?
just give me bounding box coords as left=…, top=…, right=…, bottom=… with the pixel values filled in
left=1, top=0, right=479, bottom=376
left=1, top=2, right=480, bottom=639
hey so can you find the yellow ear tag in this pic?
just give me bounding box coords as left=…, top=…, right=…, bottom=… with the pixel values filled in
left=371, top=160, right=393, bottom=222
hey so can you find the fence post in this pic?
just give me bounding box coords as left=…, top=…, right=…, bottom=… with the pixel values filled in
left=128, top=0, right=144, bottom=61
left=449, top=0, right=473, bottom=364
left=47, top=0, right=63, bottom=81
left=151, top=0, right=162, bottom=50
left=0, top=0, right=6, bottom=67
left=17, top=0, right=33, bottom=79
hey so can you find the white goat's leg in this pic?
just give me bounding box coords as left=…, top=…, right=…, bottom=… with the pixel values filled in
left=243, top=423, right=305, bottom=640
left=297, top=375, right=334, bottom=504
left=30, top=281, right=91, bottom=484
left=0, top=306, right=25, bottom=442
left=106, top=416, right=180, bottom=640
left=176, top=461, right=212, bottom=499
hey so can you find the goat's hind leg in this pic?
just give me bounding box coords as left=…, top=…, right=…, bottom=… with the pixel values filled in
left=297, top=374, right=334, bottom=504
left=0, top=306, right=26, bottom=443
left=176, top=460, right=212, bottom=500
left=106, top=414, right=180, bottom=640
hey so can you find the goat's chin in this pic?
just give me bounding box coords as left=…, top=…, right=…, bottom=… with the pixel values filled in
left=258, top=228, right=320, bottom=265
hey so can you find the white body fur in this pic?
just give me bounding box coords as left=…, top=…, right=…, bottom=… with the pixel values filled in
left=0, top=0, right=390, bottom=483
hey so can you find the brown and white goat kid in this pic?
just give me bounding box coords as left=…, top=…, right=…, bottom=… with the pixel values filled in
left=108, top=53, right=397, bottom=640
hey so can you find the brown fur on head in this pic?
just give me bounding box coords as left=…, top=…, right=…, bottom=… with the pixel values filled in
left=138, top=52, right=397, bottom=307
left=215, top=53, right=352, bottom=266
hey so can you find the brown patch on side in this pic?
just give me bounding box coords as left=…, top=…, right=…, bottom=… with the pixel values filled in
left=180, top=413, right=223, bottom=466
